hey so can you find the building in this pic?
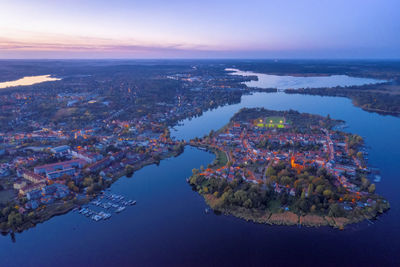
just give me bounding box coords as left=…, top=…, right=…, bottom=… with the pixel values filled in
left=46, top=168, right=76, bottom=179
left=13, top=180, right=27, bottom=190
left=50, top=145, right=71, bottom=156
left=19, top=182, right=46, bottom=196
left=71, top=150, right=103, bottom=164
left=19, top=169, right=47, bottom=184
left=34, top=159, right=86, bottom=175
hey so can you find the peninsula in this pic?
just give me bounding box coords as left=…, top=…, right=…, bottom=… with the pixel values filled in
left=188, top=108, right=389, bottom=229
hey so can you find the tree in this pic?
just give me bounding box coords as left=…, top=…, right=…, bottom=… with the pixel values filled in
left=265, top=166, right=276, bottom=177
left=2, top=207, right=11, bottom=217
left=301, top=190, right=306, bottom=200
left=323, top=189, right=332, bottom=198
left=310, top=205, right=317, bottom=212
left=125, top=164, right=134, bottom=177
left=315, top=185, right=324, bottom=194
left=83, top=177, right=94, bottom=187
left=67, top=180, right=79, bottom=193
left=233, top=190, right=247, bottom=205
left=8, top=212, right=23, bottom=229
left=280, top=176, right=292, bottom=186
left=86, top=185, right=95, bottom=195
left=243, top=199, right=253, bottom=208
left=368, top=184, right=376, bottom=194
left=307, top=184, right=314, bottom=196
left=361, top=177, right=370, bottom=190
left=173, top=143, right=184, bottom=154
left=328, top=203, right=344, bottom=217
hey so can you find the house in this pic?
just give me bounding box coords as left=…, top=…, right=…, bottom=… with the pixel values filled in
left=0, top=166, right=10, bottom=177
left=46, top=168, right=76, bottom=179
left=19, top=169, right=47, bottom=184
left=13, top=179, right=27, bottom=190
left=27, top=189, right=43, bottom=200
left=86, top=157, right=110, bottom=173
left=71, top=150, right=103, bottom=163
left=19, top=182, right=46, bottom=196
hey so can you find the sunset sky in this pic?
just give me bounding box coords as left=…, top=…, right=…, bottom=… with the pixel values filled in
left=1, top=0, right=399, bottom=59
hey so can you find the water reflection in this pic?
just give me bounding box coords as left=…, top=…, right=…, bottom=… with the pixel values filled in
left=0, top=75, right=61, bottom=89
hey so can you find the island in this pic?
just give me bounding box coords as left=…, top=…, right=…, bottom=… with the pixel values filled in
left=188, top=108, right=389, bottom=229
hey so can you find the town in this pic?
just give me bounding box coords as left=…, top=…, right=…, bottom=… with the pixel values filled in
left=189, top=108, right=389, bottom=228
left=0, top=63, right=252, bottom=233
left=0, top=62, right=391, bottom=233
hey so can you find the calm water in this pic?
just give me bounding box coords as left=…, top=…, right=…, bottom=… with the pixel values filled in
left=0, top=75, right=60, bottom=89
left=1, top=92, right=400, bottom=265
left=227, top=68, right=385, bottom=90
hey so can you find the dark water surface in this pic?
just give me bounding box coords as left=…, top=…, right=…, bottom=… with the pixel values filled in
left=1, top=91, right=400, bottom=266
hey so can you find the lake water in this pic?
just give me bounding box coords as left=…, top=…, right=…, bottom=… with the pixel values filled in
left=227, top=68, right=385, bottom=90
left=1, top=78, right=400, bottom=266
left=0, top=75, right=61, bottom=89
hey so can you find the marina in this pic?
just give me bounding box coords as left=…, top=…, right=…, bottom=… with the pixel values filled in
left=75, top=192, right=136, bottom=222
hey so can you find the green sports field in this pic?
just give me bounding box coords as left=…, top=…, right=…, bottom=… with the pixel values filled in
left=256, top=116, right=287, bottom=128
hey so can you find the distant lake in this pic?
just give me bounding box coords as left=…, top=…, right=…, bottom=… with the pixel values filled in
left=0, top=75, right=61, bottom=89
left=226, top=68, right=386, bottom=90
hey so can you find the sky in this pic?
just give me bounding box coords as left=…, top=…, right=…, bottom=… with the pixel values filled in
left=0, top=0, right=399, bottom=59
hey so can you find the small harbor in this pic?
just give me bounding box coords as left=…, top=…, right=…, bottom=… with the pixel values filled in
left=74, top=192, right=136, bottom=222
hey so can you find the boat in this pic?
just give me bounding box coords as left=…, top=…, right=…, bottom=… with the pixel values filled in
left=91, top=215, right=102, bottom=221
left=374, top=175, right=381, bottom=182
left=116, top=206, right=126, bottom=213
left=99, top=211, right=112, bottom=219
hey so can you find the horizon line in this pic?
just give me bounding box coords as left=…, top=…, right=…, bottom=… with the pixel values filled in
left=1, top=58, right=400, bottom=61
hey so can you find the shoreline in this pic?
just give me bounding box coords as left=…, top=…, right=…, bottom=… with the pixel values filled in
left=1, top=146, right=185, bottom=234
left=187, top=109, right=390, bottom=230
left=202, top=193, right=387, bottom=229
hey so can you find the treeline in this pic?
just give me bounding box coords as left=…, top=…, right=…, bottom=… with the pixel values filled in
left=189, top=162, right=387, bottom=220
left=228, top=60, right=400, bottom=79
left=285, top=89, right=400, bottom=115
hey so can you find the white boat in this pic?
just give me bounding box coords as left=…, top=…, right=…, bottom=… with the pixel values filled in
left=374, top=175, right=381, bottom=182
left=91, top=215, right=102, bottom=221
left=99, top=211, right=112, bottom=219
left=116, top=206, right=126, bottom=213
